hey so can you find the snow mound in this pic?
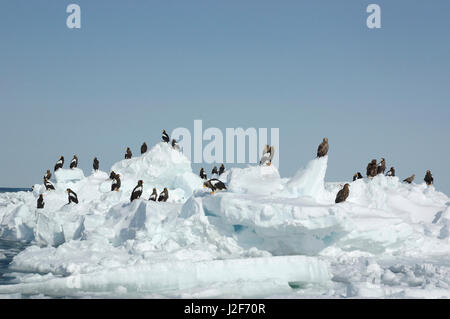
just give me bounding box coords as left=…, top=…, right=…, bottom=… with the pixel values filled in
left=286, top=156, right=328, bottom=201
left=102, top=199, right=182, bottom=246
left=227, top=165, right=284, bottom=195
left=111, top=142, right=203, bottom=201
left=54, top=168, right=85, bottom=184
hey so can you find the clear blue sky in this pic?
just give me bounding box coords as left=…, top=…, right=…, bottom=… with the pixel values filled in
left=1, top=1, right=449, bottom=193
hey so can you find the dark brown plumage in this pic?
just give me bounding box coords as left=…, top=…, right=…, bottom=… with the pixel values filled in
left=111, top=174, right=121, bottom=191
left=366, top=159, right=378, bottom=178
left=377, top=158, right=386, bottom=175
left=141, top=142, right=147, bottom=154
left=130, top=180, right=143, bottom=202
left=54, top=156, right=64, bottom=171
left=268, top=146, right=275, bottom=166
left=70, top=155, right=78, bottom=169
left=211, top=166, right=219, bottom=175
left=259, top=145, right=273, bottom=166
left=219, top=164, right=225, bottom=176
left=200, top=168, right=207, bottom=180
left=386, top=167, right=395, bottom=177
left=335, top=184, right=350, bottom=203
left=43, top=178, right=55, bottom=191
left=158, top=188, right=169, bottom=202
left=109, top=171, right=117, bottom=180
left=37, top=194, right=44, bottom=209
left=403, top=174, right=415, bottom=184
left=162, top=130, right=170, bottom=143
left=149, top=188, right=158, bottom=201
left=171, top=139, right=180, bottom=151
left=125, top=147, right=132, bottom=159
left=66, top=188, right=78, bottom=204
left=203, top=179, right=227, bottom=194
left=93, top=157, right=99, bottom=171
left=317, top=138, right=329, bottom=158
left=424, top=170, right=434, bottom=186
left=44, top=170, right=51, bottom=180
left=353, top=172, right=363, bottom=181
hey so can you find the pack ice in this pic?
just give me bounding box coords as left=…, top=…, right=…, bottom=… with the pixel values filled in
left=0, top=142, right=449, bottom=298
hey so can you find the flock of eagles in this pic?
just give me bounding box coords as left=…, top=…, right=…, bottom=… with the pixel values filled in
left=36, top=132, right=435, bottom=209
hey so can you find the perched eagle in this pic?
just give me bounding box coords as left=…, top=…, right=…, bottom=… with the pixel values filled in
left=335, top=184, right=350, bottom=203
left=130, top=180, right=144, bottom=202
left=317, top=138, right=329, bottom=158
left=203, top=179, right=227, bottom=194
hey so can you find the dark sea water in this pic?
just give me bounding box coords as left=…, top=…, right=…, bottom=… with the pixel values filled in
left=0, top=188, right=32, bottom=193
left=0, top=188, right=31, bottom=286
left=0, top=239, right=29, bottom=285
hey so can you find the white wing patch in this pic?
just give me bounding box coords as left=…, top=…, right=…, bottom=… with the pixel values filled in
left=211, top=180, right=221, bottom=187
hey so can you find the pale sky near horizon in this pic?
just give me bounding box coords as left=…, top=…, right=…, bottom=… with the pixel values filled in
left=1, top=1, right=449, bottom=194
